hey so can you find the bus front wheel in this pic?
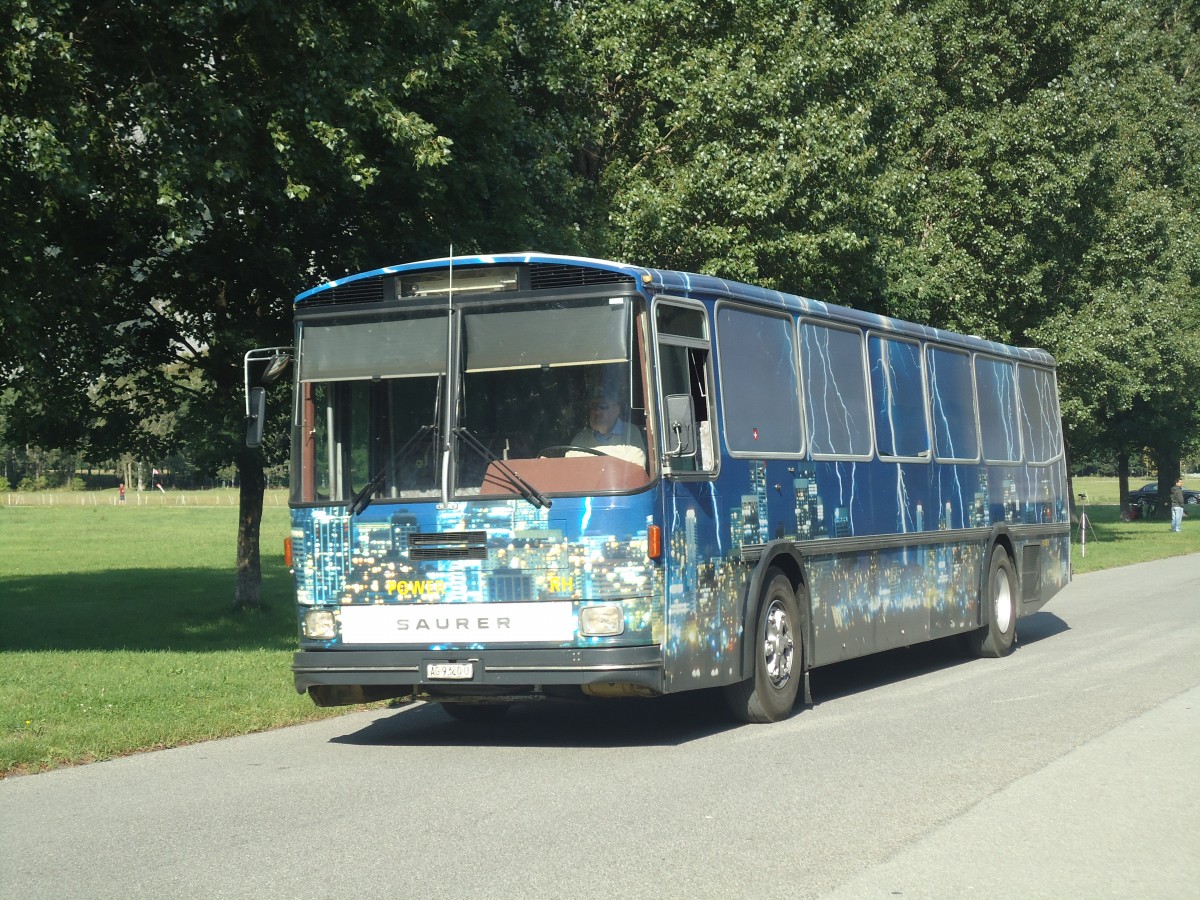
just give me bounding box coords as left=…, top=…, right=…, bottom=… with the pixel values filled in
left=967, top=545, right=1018, bottom=658
left=724, top=569, right=803, bottom=724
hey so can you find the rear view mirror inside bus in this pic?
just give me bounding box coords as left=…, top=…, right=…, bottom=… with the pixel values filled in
left=665, top=393, right=697, bottom=457
left=246, top=386, right=266, bottom=449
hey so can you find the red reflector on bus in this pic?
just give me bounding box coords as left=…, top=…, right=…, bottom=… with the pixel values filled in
left=284, top=537, right=293, bottom=568
left=648, top=525, right=662, bottom=559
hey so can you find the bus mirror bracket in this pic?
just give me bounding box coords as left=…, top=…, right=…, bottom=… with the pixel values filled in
left=242, top=346, right=292, bottom=449
left=665, top=393, right=697, bottom=458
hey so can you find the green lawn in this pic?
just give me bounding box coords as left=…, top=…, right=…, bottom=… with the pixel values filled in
left=0, top=495, right=346, bottom=776
left=3, top=479, right=1199, bottom=776
left=1069, top=475, right=1200, bottom=573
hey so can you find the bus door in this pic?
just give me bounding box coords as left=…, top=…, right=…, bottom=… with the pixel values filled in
left=652, top=298, right=732, bottom=691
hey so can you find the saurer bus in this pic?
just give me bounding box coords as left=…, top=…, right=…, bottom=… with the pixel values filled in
left=243, top=252, right=1069, bottom=723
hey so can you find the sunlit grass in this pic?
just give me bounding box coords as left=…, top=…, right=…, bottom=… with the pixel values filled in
left=1070, top=501, right=1200, bottom=574
left=0, top=496, right=347, bottom=777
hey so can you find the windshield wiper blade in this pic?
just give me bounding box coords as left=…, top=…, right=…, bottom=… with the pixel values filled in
left=348, top=423, right=437, bottom=516
left=348, top=469, right=386, bottom=517
left=454, top=427, right=551, bottom=509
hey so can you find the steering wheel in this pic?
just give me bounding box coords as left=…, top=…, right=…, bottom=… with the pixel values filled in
left=537, top=445, right=606, bottom=458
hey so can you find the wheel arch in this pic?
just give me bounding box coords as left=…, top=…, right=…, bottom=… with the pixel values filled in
left=980, top=525, right=1017, bottom=623
left=735, top=540, right=811, bottom=684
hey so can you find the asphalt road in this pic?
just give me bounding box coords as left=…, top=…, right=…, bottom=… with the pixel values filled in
left=3, top=554, right=1198, bottom=900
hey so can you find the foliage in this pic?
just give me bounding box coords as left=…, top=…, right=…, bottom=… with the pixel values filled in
left=3, top=0, right=1200, bottom=557
left=1027, top=0, right=1200, bottom=480
left=563, top=0, right=916, bottom=304
left=1, top=0, right=585, bottom=603
left=566, top=0, right=1200, bottom=469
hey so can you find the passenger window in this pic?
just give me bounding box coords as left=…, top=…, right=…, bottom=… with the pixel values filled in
left=799, top=322, right=871, bottom=458
left=1018, top=365, right=1062, bottom=463
left=927, top=347, right=979, bottom=461
left=868, top=335, right=929, bottom=459
left=975, top=357, right=1021, bottom=464
left=716, top=306, right=803, bottom=455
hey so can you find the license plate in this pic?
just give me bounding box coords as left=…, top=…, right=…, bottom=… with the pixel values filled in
left=426, top=662, right=474, bottom=680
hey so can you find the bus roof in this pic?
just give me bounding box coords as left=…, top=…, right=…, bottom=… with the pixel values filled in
left=295, top=251, right=1055, bottom=366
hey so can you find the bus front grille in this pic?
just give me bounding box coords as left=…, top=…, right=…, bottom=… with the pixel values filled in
left=408, top=531, right=489, bottom=561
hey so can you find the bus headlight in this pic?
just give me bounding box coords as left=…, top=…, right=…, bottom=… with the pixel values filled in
left=303, top=609, right=338, bottom=639
left=579, top=604, right=624, bottom=636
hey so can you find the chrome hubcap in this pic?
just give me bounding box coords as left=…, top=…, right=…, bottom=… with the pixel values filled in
left=764, top=599, right=795, bottom=688
left=993, top=568, right=1013, bottom=634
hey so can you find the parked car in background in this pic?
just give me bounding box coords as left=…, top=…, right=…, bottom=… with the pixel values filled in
left=1128, top=482, right=1200, bottom=506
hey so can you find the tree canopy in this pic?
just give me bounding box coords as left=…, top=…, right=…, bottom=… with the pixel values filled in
left=3, top=0, right=1199, bottom=578
left=1, top=0, right=586, bottom=602
left=566, top=0, right=1200, bottom=487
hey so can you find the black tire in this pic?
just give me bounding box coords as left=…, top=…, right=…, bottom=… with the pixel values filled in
left=723, top=569, right=803, bottom=723
left=966, top=545, right=1018, bottom=658
left=441, top=703, right=511, bottom=724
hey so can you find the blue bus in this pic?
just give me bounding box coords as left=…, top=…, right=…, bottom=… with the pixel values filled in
left=245, top=252, right=1069, bottom=723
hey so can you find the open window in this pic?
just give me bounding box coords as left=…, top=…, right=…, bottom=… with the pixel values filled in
left=654, top=299, right=717, bottom=476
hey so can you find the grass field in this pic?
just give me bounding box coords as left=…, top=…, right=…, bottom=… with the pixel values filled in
left=0, top=492, right=346, bottom=777
left=3, top=479, right=1199, bottom=777
left=1069, top=476, right=1200, bottom=573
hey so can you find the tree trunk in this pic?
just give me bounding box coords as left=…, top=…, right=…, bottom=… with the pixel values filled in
left=233, top=449, right=266, bottom=610
left=1155, top=445, right=1181, bottom=520
left=1117, top=451, right=1130, bottom=514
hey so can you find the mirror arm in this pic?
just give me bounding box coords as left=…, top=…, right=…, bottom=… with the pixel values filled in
left=666, top=421, right=685, bottom=457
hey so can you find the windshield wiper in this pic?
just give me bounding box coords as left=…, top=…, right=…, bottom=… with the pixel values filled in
left=348, top=423, right=437, bottom=516
left=454, top=427, right=552, bottom=509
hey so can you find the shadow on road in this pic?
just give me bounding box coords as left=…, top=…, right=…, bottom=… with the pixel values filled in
left=811, top=612, right=1071, bottom=704
left=331, top=688, right=739, bottom=749
left=331, top=613, right=1072, bottom=749
left=1016, top=610, right=1071, bottom=646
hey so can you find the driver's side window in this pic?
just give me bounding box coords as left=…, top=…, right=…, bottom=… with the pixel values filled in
left=655, top=302, right=716, bottom=475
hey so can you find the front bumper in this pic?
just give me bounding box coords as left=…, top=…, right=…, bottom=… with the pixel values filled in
left=293, top=645, right=665, bottom=699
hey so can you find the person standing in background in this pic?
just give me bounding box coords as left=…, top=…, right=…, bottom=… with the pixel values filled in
left=1170, top=477, right=1185, bottom=532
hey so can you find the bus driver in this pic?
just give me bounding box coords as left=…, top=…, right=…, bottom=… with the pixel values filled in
left=569, top=385, right=647, bottom=468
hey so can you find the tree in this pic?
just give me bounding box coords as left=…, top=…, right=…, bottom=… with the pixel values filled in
left=562, top=0, right=923, bottom=306
left=1, top=0, right=585, bottom=606
left=565, top=0, right=1200, bottom=499
left=1028, top=0, right=1200, bottom=509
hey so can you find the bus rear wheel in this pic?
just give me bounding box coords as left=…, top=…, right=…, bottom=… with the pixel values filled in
left=724, top=569, right=803, bottom=723
left=967, top=545, right=1018, bottom=658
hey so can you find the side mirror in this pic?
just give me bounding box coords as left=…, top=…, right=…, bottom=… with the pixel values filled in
left=664, top=393, right=697, bottom=458
left=261, top=352, right=291, bottom=385
left=242, top=346, right=291, bottom=449
left=246, top=386, right=266, bottom=449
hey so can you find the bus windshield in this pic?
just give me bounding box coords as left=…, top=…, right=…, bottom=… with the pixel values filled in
left=293, top=294, right=652, bottom=505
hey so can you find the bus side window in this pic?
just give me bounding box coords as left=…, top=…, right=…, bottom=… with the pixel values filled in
left=655, top=302, right=716, bottom=475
